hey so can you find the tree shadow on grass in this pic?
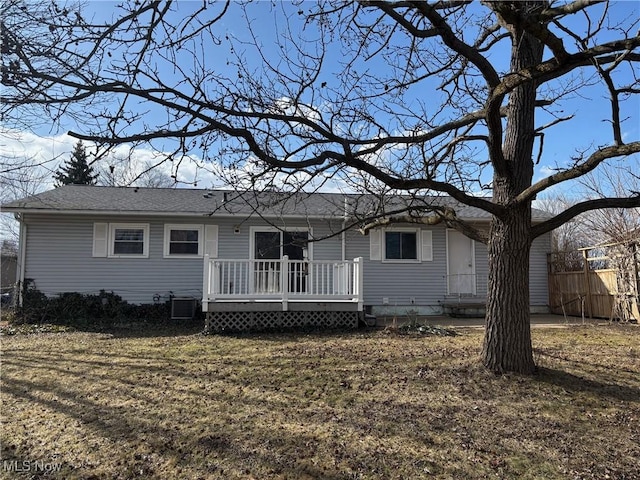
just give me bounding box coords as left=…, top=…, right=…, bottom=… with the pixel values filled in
left=534, top=347, right=639, bottom=375
left=534, top=367, right=640, bottom=402
left=104, top=321, right=204, bottom=338
left=215, top=325, right=368, bottom=342
left=1, top=320, right=206, bottom=338
left=0, top=356, right=430, bottom=479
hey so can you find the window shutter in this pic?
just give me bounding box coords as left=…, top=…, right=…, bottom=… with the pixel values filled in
left=204, top=225, right=218, bottom=258
left=93, top=223, right=108, bottom=257
left=421, top=230, right=433, bottom=262
left=369, top=229, right=381, bottom=261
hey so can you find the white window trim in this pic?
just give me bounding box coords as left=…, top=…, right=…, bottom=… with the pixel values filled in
left=108, top=223, right=150, bottom=258
left=249, top=226, right=313, bottom=260
left=163, top=224, right=204, bottom=258
left=382, top=227, right=421, bottom=263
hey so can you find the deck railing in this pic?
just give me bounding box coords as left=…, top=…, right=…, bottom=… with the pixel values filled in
left=203, top=256, right=363, bottom=310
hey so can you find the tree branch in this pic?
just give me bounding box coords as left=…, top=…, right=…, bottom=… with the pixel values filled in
left=540, top=0, right=605, bottom=20
left=492, top=37, right=640, bottom=100
left=516, top=142, right=640, bottom=203
left=356, top=205, right=488, bottom=243
left=531, top=196, right=640, bottom=239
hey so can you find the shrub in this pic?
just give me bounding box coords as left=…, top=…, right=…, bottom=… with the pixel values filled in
left=12, top=281, right=179, bottom=329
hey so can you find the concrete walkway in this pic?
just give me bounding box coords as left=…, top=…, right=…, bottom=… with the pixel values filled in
left=375, top=313, right=626, bottom=329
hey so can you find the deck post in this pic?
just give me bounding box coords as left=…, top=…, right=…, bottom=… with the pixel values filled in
left=354, top=257, right=364, bottom=311
left=202, top=254, right=210, bottom=312
left=281, top=255, right=289, bottom=311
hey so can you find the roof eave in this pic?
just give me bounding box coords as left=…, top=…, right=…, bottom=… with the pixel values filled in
left=4, top=207, right=346, bottom=220
left=6, top=207, right=497, bottom=223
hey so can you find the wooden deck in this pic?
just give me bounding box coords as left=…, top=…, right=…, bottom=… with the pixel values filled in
left=202, top=256, right=364, bottom=313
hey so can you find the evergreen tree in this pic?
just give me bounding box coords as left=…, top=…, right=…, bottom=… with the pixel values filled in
left=53, top=141, right=98, bottom=186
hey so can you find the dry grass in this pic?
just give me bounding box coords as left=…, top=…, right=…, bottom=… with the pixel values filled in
left=1, top=324, right=639, bottom=479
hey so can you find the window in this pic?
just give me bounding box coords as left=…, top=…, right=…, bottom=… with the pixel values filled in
left=93, top=222, right=216, bottom=259
left=369, top=228, right=432, bottom=262
left=254, top=231, right=281, bottom=260
left=385, top=231, right=418, bottom=260
left=108, top=223, right=149, bottom=258
left=114, top=228, right=145, bottom=254
left=170, top=229, right=199, bottom=254
left=251, top=228, right=311, bottom=261
left=164, top=224, right=203, bottom=257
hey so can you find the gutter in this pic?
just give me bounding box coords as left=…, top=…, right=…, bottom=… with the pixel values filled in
left=0, top=208, right=349, bottom=221
left=0, top=208, right=494, bottom=224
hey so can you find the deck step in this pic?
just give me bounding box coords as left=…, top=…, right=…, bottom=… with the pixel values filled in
left=442, top=303, right=486, bottom=318
left=362, top=313, right=377, bottom=327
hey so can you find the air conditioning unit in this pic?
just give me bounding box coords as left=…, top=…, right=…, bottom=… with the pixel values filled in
left=171, top=297, right=197, bottom=320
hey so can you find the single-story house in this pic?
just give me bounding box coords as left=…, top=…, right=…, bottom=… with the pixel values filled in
left=1, top=185, right=551, bottom=330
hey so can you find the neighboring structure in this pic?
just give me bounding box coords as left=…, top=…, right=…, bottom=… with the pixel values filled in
left=2, top=185, right=551, bottom=330
left=1, top=248, right=18, bottom=304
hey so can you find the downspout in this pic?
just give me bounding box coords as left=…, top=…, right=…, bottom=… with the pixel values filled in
left=16, top=213, right=27, bottom=306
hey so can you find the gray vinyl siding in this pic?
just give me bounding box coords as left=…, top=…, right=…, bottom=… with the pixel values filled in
left=24, top=215, right=204, bottom=304
left=216, top=218, right=343, bottom=261
left=345, top=225, right=551, bottom=313
left=530, top=232, right=551, bottom=306
left=21, top=213, right=550, bottom=310
left=22, top=214, right=344, bottom=304
left=345, top=226, right=450, bottom=310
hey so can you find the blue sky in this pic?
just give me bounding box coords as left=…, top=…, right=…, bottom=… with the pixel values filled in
left=1, top=0, right=638, bottom=205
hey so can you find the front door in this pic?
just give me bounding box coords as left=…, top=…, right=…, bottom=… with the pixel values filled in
left=253, top=230, right=309, bottom=293
left=447, top=230, right=476, bottom=295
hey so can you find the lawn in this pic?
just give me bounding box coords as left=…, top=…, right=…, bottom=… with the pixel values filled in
left=1, top=324, right=639, bottom=479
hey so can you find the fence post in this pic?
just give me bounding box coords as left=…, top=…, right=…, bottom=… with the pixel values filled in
left=583, top=249, right=592, bottom=318
left=633, top=242, right=640, bottom=320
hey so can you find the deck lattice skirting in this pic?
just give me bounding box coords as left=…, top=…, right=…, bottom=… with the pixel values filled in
left=205, top=310, right=360, bottom=333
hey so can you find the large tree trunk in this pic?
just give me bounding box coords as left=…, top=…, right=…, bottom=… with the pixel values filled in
left=482, top=1, right=544, bottom=374
left=483, top=205, right=535, bottom=374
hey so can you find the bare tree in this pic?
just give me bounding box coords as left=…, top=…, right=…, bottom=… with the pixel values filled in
left=540, top=165, right=640, bottom=253
left=99, top=154, right=176, bottom=188
left=536, top=194, right=590, bottom=252
left=1, top=0, right=639, bottom=373
left=0, top=152, right=53, bottom=241
left=578, top=165, right=640, bottom=244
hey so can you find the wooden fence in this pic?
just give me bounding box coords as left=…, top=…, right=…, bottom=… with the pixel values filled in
left=547, top=242, right=639, bottom=321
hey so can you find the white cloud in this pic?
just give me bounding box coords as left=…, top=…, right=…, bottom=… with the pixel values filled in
left=0, top=129, right=225, bottom=190
left=272, top=97, right=321, bottom=124
left=536, top=165, right=558, bottom=180
left=0, top=130, right=77, bottom=191
left=0, top=128, right=354, bottom=197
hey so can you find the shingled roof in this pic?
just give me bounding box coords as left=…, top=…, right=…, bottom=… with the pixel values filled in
left=1, top=185, right=550, bottom=221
